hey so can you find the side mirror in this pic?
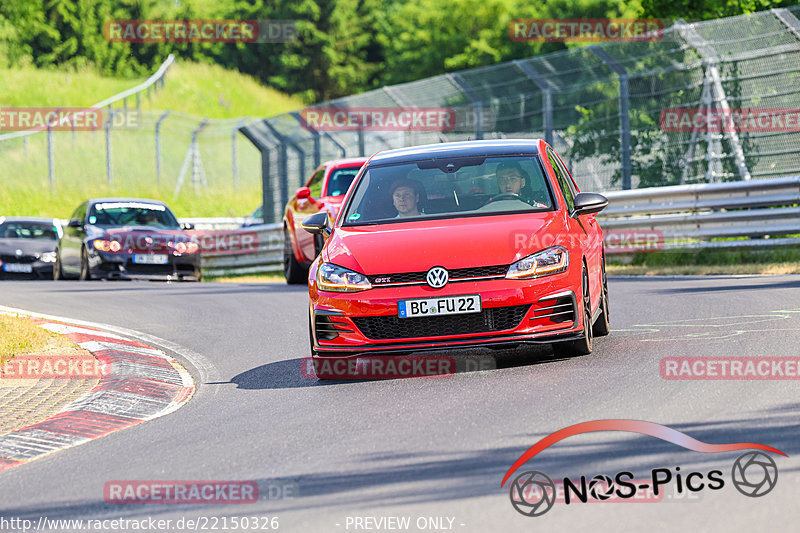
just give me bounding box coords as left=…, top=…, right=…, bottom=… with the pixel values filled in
left=296, top=187, right=311, bottom=200
left=573, top=192, right=608, bottom=216
left=67, top=219, right=82, bottom=228
left=302, top=212, right=329, bottom=235
left=181, top=222, right=195, bottom=231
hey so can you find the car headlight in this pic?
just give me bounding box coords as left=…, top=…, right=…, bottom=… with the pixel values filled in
left=506, top=246, right=569, bottom=279
left=41, top=252, right=57, bottom=263
left=171, top=241, right=199, bottom=254
left=317, top=263, right=372, bottom=292
left=93, top=239, right=121, bottom=252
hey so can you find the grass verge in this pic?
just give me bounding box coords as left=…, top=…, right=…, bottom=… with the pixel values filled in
left=607, top=246, right=800, bottom=275
left=0, top=315, right=77, bottom=366
left=608, top=263, right=800, bottom=276
left=203, top=272, right=285, bottom=283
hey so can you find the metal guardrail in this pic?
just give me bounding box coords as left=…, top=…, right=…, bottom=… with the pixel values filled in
left=193, top=223, right=283, bottom=277
left=600, top=176, right=800, bottom=251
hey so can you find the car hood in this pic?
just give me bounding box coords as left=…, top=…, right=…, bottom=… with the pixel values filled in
left=324, top=213, right=561, bottom=274
left=0, top=238, right=57, bottom=256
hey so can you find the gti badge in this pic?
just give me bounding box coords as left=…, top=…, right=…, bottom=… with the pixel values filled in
left=426, top=266, right=449, bottom=289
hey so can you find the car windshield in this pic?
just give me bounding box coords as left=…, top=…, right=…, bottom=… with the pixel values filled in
left=0, top=222, right=58, bottom=240
left=325, top=167, right=361, bottom=197
left=341, top=155, right=553, bottom=225
left=88, top=202, right=180, bottom=229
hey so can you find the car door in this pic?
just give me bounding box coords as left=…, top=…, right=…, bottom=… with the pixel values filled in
left=294, top=166, right=326, bottom=261
left=548, top=148, right=602, bottom=308
left=61, top=202, right=87, bottom=273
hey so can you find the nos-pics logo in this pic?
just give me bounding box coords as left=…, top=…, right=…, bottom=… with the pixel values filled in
left=501, top=419, right=784, bottom=517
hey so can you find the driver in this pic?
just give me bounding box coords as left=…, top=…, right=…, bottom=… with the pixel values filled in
left=496, top=162, right=527, bottom=196
left=139, top=210, right=161, bottom=226
left=494, top=162, right=547, bottom=208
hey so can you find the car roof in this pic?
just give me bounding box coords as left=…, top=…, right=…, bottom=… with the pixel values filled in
left=87, top=198, right=169, bottom=207
left=324, top=157, right=369, bottom=170
left=0, top=216, right=59, bottom=224
left=368, top=139, right=542, bottom=166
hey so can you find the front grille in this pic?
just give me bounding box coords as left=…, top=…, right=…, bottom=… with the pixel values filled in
left=369, top=264, right=508, bottom=285
left=0, top=254, right=37, bottom=264
left=352, top=304, right=530, bottom=340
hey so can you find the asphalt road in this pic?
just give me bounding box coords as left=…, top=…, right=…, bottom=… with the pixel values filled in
left=1, top=275, right=799, bottom=532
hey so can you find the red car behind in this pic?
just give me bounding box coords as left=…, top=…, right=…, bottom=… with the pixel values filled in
left=302, top=140, right=610, bottom=379
left=283, top=157, right=368, bottom=283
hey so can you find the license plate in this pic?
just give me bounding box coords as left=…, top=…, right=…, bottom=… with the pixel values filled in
left=133, top=254, right=168, bottom=265
left=3, top=263, right=33, bottom=273
left=398, top=294, right=481, bottom=318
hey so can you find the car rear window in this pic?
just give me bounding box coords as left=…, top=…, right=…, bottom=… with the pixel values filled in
left=325, top=167, right=361, bottom=197
left=341, top=155, right=553, bottom=225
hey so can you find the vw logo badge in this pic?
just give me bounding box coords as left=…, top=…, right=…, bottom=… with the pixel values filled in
left=426, top=266, right=449, bottom=289
left=15, top=249, right=23, bottom=256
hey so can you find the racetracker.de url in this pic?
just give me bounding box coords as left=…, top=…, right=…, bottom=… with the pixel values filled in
left=0, top=515, right=280, bottom=532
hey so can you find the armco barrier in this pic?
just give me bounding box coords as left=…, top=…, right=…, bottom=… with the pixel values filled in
left=190, top=223, right=283, bottom=277
left=599, top=176, right=800, bottom=252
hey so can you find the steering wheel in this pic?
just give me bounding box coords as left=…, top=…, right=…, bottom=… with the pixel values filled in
left=483, top=193, right=524, bottom=205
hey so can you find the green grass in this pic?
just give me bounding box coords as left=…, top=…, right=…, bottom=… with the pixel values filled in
left=0, top=61, right=300, bottom=119
left=613, top=246, right=800, bottom=267
left=0, top=61, right=303, bottom=218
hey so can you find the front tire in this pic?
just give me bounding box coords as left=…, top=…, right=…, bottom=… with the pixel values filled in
left=78, top=246, right=92, bottom=281
left=553, top=266, right=593, bottom=357
left=54, top=251, right=66, bottom=280
left=283, top=229, right=307, bottom=284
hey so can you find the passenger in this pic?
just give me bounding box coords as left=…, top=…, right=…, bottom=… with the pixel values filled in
left=390, top=178, right=423, bottom=218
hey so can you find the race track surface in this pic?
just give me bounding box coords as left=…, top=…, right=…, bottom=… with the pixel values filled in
left=1, top=276, right=799, bottom=532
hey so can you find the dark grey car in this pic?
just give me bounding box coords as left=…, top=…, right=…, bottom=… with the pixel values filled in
left=0, top=217, right=62, bottom=280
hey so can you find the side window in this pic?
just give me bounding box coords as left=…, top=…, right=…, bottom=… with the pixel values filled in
left=547, top=149, right=574, bottom=212
left=307, top=167, right=325, bottom=198
left=70, top=203, right=87, bottom=224
left=554, top=153, right=579, bottom=195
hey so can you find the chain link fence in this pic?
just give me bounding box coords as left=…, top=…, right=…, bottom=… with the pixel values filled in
left=243, top=7, right=800, bottom=224
left=1, top=55, right=263, bottom=217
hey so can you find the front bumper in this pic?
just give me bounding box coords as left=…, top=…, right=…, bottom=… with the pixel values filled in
left=89, top=251, right=201, bottom=280
left=310, top=273, right=582, bottom=357
left=0, top=260, right=53, bottom=280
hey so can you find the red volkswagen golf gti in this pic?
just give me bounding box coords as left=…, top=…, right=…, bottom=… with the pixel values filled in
left=302, top=139, right=609, bottom=378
